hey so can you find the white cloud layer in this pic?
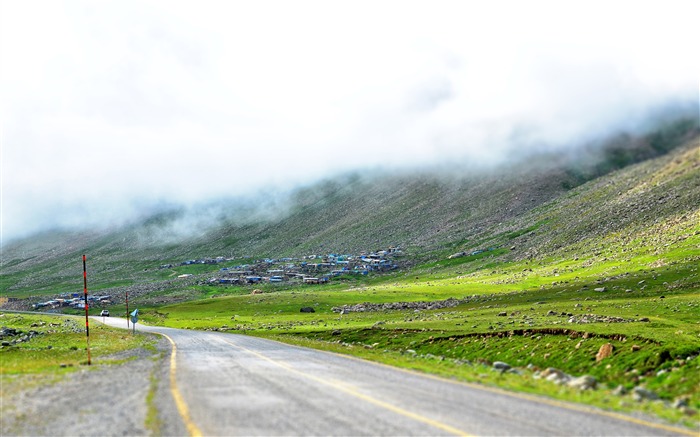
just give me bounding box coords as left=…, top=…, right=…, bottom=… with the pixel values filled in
left=2, top=0, right=698, bottom=242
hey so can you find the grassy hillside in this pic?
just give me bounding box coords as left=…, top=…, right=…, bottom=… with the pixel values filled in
left=131, top=133, right=699, bottom=426
left=2, top=117, right=697, bottom=301
left=2, top=117, right=699, bottom=427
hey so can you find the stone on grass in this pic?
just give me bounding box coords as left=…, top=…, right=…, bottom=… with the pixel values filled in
left=680, top=407, right=697, bottom=416
left=539, top=367, right=571, bottom=385
left=596, top=343, right=614, bottom=362
left=568, top=375, right=597, bottom=390
left=493, top=361, right=511, bottom=372
left=300, top=307, right=315, bottom=313
left=673, top=396, right=690, bottom=409
left=632, top=386, right=659, bottom=402
left=612, top=385, right=628, bottom=396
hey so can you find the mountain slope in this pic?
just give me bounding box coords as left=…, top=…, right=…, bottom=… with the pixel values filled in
left=1, top=119, right=698, bottom=301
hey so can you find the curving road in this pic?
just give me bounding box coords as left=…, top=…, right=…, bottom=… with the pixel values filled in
left=97, top=317, right=694, bottom=436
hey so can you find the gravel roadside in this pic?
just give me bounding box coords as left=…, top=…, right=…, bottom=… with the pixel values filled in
left=1, top=336, right=186, bottom=437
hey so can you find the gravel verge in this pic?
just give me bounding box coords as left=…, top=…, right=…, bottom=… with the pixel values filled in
left=1, top=336, right=185, bottom=437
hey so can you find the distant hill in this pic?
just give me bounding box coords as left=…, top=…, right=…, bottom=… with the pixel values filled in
left=1, top=116, right=698, bottom=299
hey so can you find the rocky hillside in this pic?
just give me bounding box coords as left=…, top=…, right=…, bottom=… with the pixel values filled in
left=1, top=117, right=698, bottom=298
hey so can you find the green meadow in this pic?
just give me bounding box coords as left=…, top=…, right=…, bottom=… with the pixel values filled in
left=0, top=313, right=157, bottom=396
left=2, top=133, right=698, bottom=428
left=135, top=230, right=700, bottom=427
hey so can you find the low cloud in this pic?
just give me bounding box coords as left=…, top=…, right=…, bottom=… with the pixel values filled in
left=2, top=1, right=698, bottom=243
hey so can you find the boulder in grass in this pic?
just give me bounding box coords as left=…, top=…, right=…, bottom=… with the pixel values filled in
left=632, top=386, right=659, bottom=402
left=596, top=343, right=613, bottom=362
left=300, top=307, right=315, bottom=313
left=493, top=361, right=511, bottom=373
left=568, top=375, right=597, bottom=390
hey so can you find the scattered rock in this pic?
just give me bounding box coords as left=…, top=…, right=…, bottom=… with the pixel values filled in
left=673, top=396, right=690, bottom=409
left=639, top=317, right=650, bottom=322
left=331, top=330, right=341, bottom=336
left=300, top=307, right=315, bottom=313
left=632, top=386, right=659, bottom=402
left=631, top=344, right=641, bottom=352
left=493, top=361, right=511, bottom=372
left=568, top=375, right=597, bottom=390
left=497, top=311, right=507, bottom=317
left=680, top=407, right=697, bottom=416
left=332, top=297, right=465, bottom=313
left=568, top=314, right=630, bottom=324
left=594, top=287, right=607, bottom=292
left=612, top=385, right=628, bottom=396
left=596, top=343, right=614, bottom=362
left=539, top=367, right=571, bottom=385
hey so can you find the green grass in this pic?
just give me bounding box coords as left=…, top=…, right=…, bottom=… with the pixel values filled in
left=1, top=130, right=697, bottom=429
left=136, top=239, right=700, bottom=428
left=0, top=312, right=157, bottom=375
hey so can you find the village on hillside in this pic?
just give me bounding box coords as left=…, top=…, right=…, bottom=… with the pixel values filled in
left=29, top=247, right=403, bottom=310
left=169, top=246, right=403, bottom=286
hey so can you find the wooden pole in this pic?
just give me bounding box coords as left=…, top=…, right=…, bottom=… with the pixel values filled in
left=82, top=255, right=92, bottom=366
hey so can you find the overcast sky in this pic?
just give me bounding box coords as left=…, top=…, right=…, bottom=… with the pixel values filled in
left=1, top=0, right=698, bottom=243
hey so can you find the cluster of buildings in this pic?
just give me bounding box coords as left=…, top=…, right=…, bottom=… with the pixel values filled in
left=175, top=248, right=403, bottom=286
left=25, top=249, right=403, bottom=312
left=32, top=294, right=112, bottom=310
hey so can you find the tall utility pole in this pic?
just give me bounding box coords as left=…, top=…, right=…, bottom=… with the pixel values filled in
left=82, top=255, right=92, bottom=365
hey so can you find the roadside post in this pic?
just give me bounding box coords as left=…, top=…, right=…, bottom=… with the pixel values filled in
left=130, top=309, right=139, bottom=334
left=126, top=291, right=129, bottom=329
left=82, top=255, right=92, bottom=365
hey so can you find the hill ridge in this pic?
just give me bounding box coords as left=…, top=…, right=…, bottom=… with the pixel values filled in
left=1, top=121, right=698, bottom=300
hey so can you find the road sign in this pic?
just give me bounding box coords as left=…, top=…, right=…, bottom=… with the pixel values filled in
left=130, top=309, right=139, bottom=333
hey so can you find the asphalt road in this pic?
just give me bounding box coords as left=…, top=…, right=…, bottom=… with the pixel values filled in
left=97, top=316, right=694, bottom=436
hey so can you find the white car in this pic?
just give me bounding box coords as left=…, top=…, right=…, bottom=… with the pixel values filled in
left=100, top=310, right=110, bottom=317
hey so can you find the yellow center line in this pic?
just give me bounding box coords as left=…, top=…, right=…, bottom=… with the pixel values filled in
left=161, top=333, right=203, bottom=437
left=332, top=351, right=699, bottom=437
left=257, top=336, right=697, bottom=437
left=219, top=337, right=473, bottom=437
